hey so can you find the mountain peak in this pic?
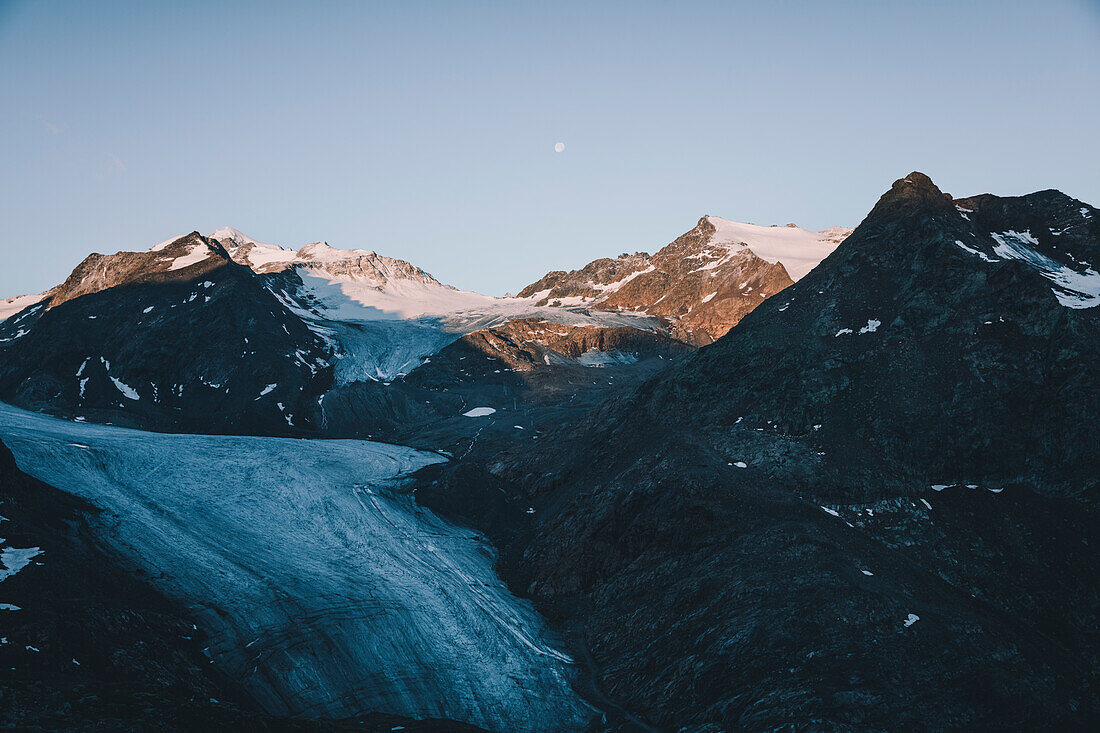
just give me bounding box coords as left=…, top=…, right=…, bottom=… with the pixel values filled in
left=865, top=171, right=955, bottom=222
left=209, top=227, right=269, bottom=248
left=896, top=170, right=937, bottom=188
left=45, top=233, right=233, bottom=310
left=297, top=241, right=375, bottom=261
left=889, top=171, right=950, bottom=199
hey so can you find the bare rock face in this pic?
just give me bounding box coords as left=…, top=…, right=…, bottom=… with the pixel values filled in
left=444, top=318, right=693, bottom=372
left=518, top=217, right=851, bottom=344
left=46, top=233, right=231, bottom=309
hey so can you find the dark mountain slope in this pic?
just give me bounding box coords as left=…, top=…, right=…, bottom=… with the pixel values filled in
left=645, top=172, right=1099, bottom=495
left=416, top=173, right=1100, bottom=730
left=0, top=233, right=332, bottom=435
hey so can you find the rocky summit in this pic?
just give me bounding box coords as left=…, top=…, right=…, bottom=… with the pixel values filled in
left=520, top=217, right=851, bottom=344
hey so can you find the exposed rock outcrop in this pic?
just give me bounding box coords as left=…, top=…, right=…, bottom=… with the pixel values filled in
left=519, top=217, right=851, bottom=343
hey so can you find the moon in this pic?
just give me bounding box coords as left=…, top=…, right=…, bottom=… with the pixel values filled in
left=554, top=142, right=565, bottom=153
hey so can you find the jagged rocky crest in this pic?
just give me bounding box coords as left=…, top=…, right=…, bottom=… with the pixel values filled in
left=519, top=216, right=851, bottom=343
left=211, top=227, right=446, bottom=287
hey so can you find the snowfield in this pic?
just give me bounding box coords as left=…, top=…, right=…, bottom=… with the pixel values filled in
left=279, top=270, right=660, bottom=384
left=706, top=217, right=851, bottom=281
left=0, top=402, right=590, bottom=730
left=0, top=292, right=48, bottom=322
left=215, top=227, right=665, bottom=383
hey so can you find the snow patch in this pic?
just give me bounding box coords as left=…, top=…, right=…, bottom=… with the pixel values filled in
left=110, top=377, right=139, bottom=400
left=990, top=230, right=1100, bottom=308
left=0, top=546, right=43, bottom=581
left=165, top=244, right=212, bottom=272
left=955, top=240, right=999, bottom=263
left=859, top=319, right=881, bottom=334
left=706, top=218, right=851, bottom=280
left=463, top=407, right=496, bottom=417
left=0, top=293, right=48, bottom=322
left=150, top=234, right=188, bottom=251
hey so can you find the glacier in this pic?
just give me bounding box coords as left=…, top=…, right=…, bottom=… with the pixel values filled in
left=0, top=402, right=591, bottom=730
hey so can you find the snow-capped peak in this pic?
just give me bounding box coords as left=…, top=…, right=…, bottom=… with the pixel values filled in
left=209, top=227, right=271, bottom=249
left=705, top=217, right=852, bottom=281
left=0, top=292, right=49, bottom=322
left=297, top=241, right=366, bottom=260
left=207, top=228, right=444, bottom=288
left=208, top=227, right=297, bottom=268
left=149, top=234, right=190, bottom=252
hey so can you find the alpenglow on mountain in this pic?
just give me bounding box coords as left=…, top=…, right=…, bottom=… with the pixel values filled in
left=0, top=213, right=848, bottom=432
left=519, top=217, right=852, bottom=343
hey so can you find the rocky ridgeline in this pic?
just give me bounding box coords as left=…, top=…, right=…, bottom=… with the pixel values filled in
left=211, top=227, right=444, bottom=287
left=519, top=216, right=851, bottom=344
left=0, top=232, right=332, bottom=434
left=442, top=317, right=692, bottom=372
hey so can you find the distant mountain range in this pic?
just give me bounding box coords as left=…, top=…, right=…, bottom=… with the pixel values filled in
left=0, top=211, right=849, bottom=432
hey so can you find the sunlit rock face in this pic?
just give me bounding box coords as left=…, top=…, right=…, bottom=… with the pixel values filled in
left=519, top=217, right=851, bottom=344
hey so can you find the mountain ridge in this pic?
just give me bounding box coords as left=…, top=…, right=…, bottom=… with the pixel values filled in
left=414, top=171, right=1100, bottom=730
left=518, top=215, right=852, bottom=343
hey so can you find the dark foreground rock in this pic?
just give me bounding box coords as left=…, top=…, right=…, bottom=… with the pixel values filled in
left=416, top=173, right=1100, bottom=730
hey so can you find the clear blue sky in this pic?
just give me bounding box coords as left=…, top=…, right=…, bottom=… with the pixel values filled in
left=2, top=0, right=1098, bottom=297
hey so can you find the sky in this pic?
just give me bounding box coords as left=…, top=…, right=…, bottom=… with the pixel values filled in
left=1, top=0, right=1098, bottom=297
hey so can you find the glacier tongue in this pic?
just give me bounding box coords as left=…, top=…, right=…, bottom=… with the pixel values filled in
left=0, top=402, right=590, bottom=730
